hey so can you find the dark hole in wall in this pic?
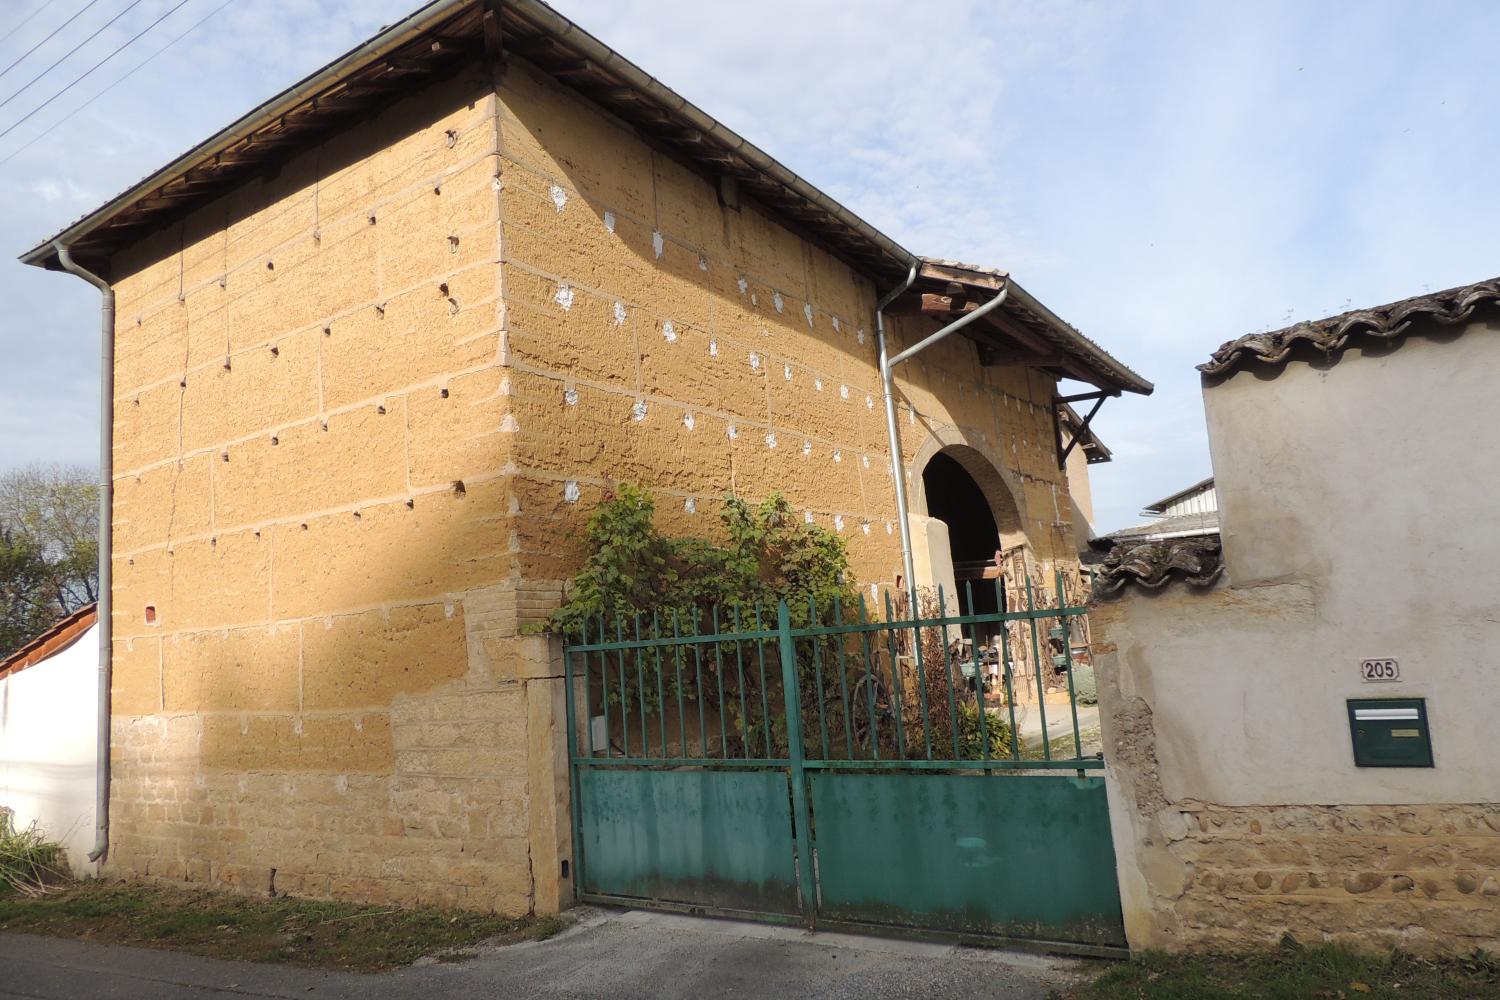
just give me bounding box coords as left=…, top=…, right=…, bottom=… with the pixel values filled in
left=922, top=452, right=1002, bottom=631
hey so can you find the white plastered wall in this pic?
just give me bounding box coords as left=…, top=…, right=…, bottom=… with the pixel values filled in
left=0, top=624, right=99, bottom=871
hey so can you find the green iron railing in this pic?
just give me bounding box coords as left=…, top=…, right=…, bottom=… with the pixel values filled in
left=561, top=571, right=1099, bottom=775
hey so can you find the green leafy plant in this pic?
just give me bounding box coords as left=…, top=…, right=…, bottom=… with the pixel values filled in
left=956, top=700, right=1016, bottom=759
left=550, top=486, right=861, bottom=755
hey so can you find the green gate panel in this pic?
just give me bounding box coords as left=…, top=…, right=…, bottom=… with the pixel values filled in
left=809, top=772, right=1125, bottom=946
left=578, top=768, right=800, bottom=914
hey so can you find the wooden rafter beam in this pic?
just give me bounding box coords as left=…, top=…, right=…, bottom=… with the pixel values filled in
left=1057, top=394, right=1106, bottom=466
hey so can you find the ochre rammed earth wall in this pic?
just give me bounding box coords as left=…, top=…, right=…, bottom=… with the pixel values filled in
left=491, top=59, right=1080, bottom=619
left=101, top=57, right=1085, bottom=912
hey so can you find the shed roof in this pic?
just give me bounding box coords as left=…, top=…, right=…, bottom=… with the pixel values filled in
left=19, top=0, right=1150, bottom=395
left=0, top=603, right=97, bottom=681
left=1143, top=477, right=1214, bottom=515
left=1201, top=277, right=1500, bottom=377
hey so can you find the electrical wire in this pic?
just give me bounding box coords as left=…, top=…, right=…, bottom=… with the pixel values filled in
left=0, top=0, right=103, bottom=81
left=0, top=1, right=53, bottom=48
left=0, top=0, right=193, bottom=142
left=0, top=0, right=235, bottom=166
left=0, top=0, right=142, bottom=113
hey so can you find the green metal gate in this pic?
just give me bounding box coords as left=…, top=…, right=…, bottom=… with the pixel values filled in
left=562, top=577, right=1125, bottom=955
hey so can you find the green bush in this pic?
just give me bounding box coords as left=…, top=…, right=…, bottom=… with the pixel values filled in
left=956, top=700, right=1017, bottom=759
left=549, top=484, right=855, bottom=636
left=1071, top=663, right=1098, bottom=705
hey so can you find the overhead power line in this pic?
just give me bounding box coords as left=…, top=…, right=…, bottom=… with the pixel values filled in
left=1, top=0, right=236, bottom=166
left=0, top=1, right=54, bottom=48
left=0, top=0, right=194, bottom=142
left=0, top=0, right=104, bottom=81
left=0, top=0, right=143, bottom=113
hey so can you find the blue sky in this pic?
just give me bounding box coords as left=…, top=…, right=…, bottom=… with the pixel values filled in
left=2, top=0, right=1497, bottom=531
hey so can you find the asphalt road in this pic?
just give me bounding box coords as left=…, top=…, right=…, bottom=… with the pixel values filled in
left=0, top=907, right=1092, bottom=999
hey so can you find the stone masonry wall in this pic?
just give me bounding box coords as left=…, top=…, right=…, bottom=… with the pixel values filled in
left=490, top=59, right=1080, bottom=622
left=104, top=66, right=569, bottom=913
left=1092, top=591, right=1500, bottom=956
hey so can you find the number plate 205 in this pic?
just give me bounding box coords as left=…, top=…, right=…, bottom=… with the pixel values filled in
left=1360, top=658, right=1400, bottom=682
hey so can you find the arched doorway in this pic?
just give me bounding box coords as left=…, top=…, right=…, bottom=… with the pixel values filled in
left=918, top=445, right=1024, bottom=641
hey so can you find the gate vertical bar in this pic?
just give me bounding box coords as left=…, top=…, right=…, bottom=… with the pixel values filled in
left=562, top=641, right=583, bottom=902
left=777, top=600, right=815, bottom=924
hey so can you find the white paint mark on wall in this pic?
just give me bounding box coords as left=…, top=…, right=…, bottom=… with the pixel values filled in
left=663, top=320, right=677, bottom=343
left=685, top=497, right=697, bottom=513
left=709, top=339, right=719, bottom=357
left=773, top=292, right=784, bottom=313
left=765, top=432, right=777, bottom=449
left=857, top=328, right=866, bottom=344
left=862, top=455, right=870, bottom=469
left=832, top=316, right=841, bottom=333
left=833, top=450, right=843, bottom=463
left=803, top=303, right=814, bottom=327
left=564, top=387, right=579, bottom=406
left=783, top=364, right=793, bottom=381
left=613, top=301, right=627, bottom=326
left=652, top=231, right=664, bottom=258
left=861, top=522, right=871, bottom=535
left=698, top=255, right=709, bottom=271
left=737, top=275, right=748, bottom=295
left=603, top=210, right=616, bottom=233
left=550, top=184, right=568, bottom=212
left=834, top=515, right=845, bottom=532
left=749, top=352, right=761, bottom=371
left=727, top=423, right=738, bottom=440
left=554, top=284, right=574, bottom=311
left=865, top=395, right=874, bottom=409
left=804, top=510, right=815, bottom=524
left=839, top=384, right=849, bottom=400
left=683, top=412, right=695, bottom=431
left=500, top=414, right=519, bottom=432
left=802, top=440, right=812, bottom=457
left=814, top=378, right=823, bottom=391
left=885, top=521, right=894, bottom=535
left=564, top=481, right=580, bottom=503
left=631, top=400, right=648, bottom=422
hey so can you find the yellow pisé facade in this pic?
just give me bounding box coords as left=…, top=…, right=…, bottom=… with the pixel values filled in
left=103, top=60, right=1087, bottom=914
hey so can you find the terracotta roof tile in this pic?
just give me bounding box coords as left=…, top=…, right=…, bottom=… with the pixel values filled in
left=1091, top=536, right=1223, bottom=599
left=1200, top=277, right=1500, bottom=377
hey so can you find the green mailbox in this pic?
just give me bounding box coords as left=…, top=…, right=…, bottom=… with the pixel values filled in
left=1347, top=698, right=1433, bottom=768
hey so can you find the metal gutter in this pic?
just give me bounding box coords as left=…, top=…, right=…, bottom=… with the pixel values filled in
left=53, top=242, right=114, bottom=866
left=878, top=272, right=1011, bottom=608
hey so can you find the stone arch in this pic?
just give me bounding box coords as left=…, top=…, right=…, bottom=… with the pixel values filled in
left=910, top=427, right=1027, bottom=551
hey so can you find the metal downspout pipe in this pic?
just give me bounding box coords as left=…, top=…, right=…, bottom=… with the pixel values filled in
left=54, top=242, right=113, bottom=865
left=876, top=270, right=1011, bottom=610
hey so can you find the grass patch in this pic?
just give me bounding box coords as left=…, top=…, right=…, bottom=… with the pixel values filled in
left=0, top=811, right=69, bottom=896
left=0, top=880, right=567, bottom=972
left=1057, top=945, right=1500, bottom=999
left=1019, top=725, right=1102, bottom=762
